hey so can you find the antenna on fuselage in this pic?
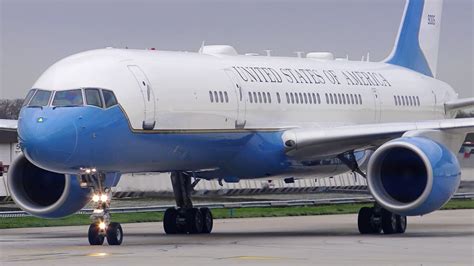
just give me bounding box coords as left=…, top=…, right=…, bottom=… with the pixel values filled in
left=198, top=41, right=206, bottom=53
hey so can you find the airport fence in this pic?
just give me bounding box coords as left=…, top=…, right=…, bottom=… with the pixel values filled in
left=1, top=192, right=473, bottom=218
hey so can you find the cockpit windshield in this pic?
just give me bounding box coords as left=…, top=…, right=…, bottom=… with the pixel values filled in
left=52, top=89, right=84, bottom=107
left=22, top=89, right=36, bottom=107
left=29, top=90, right=52, bottom=107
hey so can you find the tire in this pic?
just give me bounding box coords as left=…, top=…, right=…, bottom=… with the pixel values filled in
left=358, top=207, right=373, bottom=234
left=396, top=215, right=407, bottom=234
left=381, top=209, right=397, bottom=234
left=106, top=222, right=123, bottom=245
left=187, top=208, right=203, bottom=234
left=164, top=208, right=178, bottom=234
left=200, top=207, right=213, bottom=234
left=88, top=223, right=105, bottom=245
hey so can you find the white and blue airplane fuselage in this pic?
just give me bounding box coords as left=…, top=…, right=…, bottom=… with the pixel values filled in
left=5, top=0, right=474, bottom=245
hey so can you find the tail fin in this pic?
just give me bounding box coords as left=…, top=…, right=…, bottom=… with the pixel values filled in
left=385, top=0, right=443, bottom=78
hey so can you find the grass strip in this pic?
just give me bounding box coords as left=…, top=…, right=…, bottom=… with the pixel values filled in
left=0, top=199, right=472, bottom=229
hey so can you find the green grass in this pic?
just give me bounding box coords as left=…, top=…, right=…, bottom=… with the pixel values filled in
left=0, top=199, right=472, bottom=229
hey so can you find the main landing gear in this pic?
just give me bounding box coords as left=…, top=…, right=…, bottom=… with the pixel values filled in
left=358, top=203, right=407, bottom=235
left=163, top=172, right=214, bottom=234
left=81, top=173, right=123, bottom=245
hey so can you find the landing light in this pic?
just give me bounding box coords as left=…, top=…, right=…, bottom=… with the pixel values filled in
left=98, top=222, right=106, bottom=230
left=92, top=194, right=100, bottom=202
left=100, top=194, right=108, bottom=202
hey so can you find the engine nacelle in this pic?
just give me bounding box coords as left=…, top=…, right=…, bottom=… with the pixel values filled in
left=367, top=137, right=461, bottom=216
left=7, top=154, right=91, bottom=218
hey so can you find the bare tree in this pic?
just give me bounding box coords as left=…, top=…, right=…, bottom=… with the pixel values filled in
left=0, top=99, right=24, bottom=119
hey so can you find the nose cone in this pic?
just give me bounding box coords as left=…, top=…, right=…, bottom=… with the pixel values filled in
left=18, top=108, right=78, bottom=170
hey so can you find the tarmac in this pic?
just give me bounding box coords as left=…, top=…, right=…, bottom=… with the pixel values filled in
left=1, top=209, right=473, bottom=265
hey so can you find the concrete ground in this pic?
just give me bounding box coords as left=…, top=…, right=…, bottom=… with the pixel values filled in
left=1, top=209, right=473, bottom=265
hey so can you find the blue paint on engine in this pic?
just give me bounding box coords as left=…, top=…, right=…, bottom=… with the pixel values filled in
left=389, top=137, right=461, bottom=216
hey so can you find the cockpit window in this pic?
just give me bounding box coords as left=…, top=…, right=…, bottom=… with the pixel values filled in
left=85, top=89, right=103, bottom=108
left=28, top=90, right=52, bottom=107
left=22, top=89, right=37, bottom=107
left=102, top=90, right=118, bottom=108
left=52, top=89, right=84, bottom=107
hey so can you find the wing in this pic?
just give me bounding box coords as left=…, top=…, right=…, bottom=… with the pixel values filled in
left=444, top=97, right=474, bottom=112
left=0, top=119, right=18, bottom=131
left=0, top=119, right=18, bottom=143
left=282, top=118, right=474, bottom=159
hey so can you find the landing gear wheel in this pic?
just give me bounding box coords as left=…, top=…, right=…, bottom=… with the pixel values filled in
left=88, top=223, right=105, bottom=245
left=395, top=215, right=407, bottom=233
left=187, top=208, right=203, bottom=234
left=106, top=222, right=123, bottom=245
left=358, top=207, right=380, bottom=234
left=200, top=207, right=213, bottom=234
left=163, top=208, right=178, bottom=234
left=381, top=209, right=397, bottom=234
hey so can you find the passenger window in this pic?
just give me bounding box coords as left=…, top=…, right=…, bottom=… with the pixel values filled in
left=253, top=92, right=257, bottom=103
left=342, top=94, right=346, bottom=105
left=277, top=92, right=281, bottom=104
left=29, top=90, right=52, bottom=107
left=290, top=93, right=295, bottom=104
left=214, top=91, right=219, bottom=103
left=330, top=94, right=334, bottom=104
left=286, top=93, right=290, bottom=104
left=359, top=94, right=362, bottom=104
left=85, top=89, right=103, bottom=107
left=325, top=93, right=329, bottom=104
left=219, top=91, right=224, bottom=103
left=304, top=93, right=308, bottom=104
left=308, top=93, right=313, bottom=104
left=52, top=89, right=83, bottom=107
left=394, top=95, right=397, bottom=106
left=257, top=92, right=262, bottom=103
left=267, top=92, right=272, bottom=103
left=350, top=94, right=354, bottom=105
left=299, top=93, right=303, bottom=104
left=263, top=92, right=267, bottom=103
left=209, top=91, right=214, bottom=103
left=317, top=93, right=321, bottom=104
left=224, top=91, right=229, bottom=103
left=295, top=93, right=299, bottom=104
left=249, top=92, right=253, bottom=103
left=22, top=89, right=36, bottom=107
left=102, top=90, right=118, bottom=108
left=416, top=96, right=420, bottom=106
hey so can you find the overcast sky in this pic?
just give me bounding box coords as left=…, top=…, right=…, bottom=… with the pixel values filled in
left=1, top=0, right=473, bottom=99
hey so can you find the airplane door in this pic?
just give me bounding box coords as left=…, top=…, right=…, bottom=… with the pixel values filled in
left=224, top=69, right=246, bottom=129
left=127, top=65, right=156, bottom=130
left=372, top=88, right=381, bottom=123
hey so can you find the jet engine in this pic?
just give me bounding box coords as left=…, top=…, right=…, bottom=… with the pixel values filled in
left=7, top=154, right=91, bottom=218
left=367, top=137, right=461, bottom=216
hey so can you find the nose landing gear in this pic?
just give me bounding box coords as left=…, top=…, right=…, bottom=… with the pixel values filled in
left=81, top=173, right=123, bottom=245
left=163, top=172, right=214, bottom=235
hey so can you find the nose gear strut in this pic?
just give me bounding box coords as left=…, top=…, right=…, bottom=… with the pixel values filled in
left=81, top=173, right=123, bottom=245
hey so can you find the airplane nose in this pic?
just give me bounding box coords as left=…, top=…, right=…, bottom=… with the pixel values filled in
left=18, top=108, right=78, bottom=169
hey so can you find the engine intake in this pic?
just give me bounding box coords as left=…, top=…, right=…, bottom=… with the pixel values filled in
left=367, top=137, right=461, bottom=216
left=7, top=154, right=91, bottom=218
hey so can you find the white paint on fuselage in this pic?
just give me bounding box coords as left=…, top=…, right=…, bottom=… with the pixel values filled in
left=32, top=48, right=456, bottom=132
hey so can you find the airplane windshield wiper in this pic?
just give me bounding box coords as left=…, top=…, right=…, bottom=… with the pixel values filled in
left=27, top=105, right=43, bottom=109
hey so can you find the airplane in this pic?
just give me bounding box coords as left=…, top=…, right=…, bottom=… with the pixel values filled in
left=2, top=0, right=473, bottom=246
